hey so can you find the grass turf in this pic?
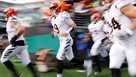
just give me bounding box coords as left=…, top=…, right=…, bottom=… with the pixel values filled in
left=0, top=63, right=130, bottom=77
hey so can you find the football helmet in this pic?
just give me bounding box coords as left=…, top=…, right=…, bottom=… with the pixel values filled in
left=4, top=7, right=17, bottom=17
left=59, top=2, right=72, bottom=11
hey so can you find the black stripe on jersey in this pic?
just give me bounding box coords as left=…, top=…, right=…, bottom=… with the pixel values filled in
left=8, top=48, right=16, bottom=50
left=3, top=50, right=13, bottom=58
left=66, top=39, right=71, bottom=44
left=64, top=44, right=70, bottom=49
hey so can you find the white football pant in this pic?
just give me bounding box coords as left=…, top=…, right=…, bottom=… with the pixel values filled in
left=0, top=45, right=31, bottom=65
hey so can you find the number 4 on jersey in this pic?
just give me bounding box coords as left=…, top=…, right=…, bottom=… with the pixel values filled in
left=111, top=17, right=121, bottom=30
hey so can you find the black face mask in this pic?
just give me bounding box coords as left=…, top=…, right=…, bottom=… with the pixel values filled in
left=64, top=0, right=74, bottom=5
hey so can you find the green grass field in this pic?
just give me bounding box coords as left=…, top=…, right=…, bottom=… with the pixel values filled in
left=0, top=63, right=130, bottom=77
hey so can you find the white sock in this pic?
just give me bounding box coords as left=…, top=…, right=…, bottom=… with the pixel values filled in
left=57, top=73, right=63, bottom=77
left=57, top=74, right=62, bottom=77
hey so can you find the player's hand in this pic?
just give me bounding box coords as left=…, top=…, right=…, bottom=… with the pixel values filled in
left=53, top=29, right=59, bottom=33
left=51, top=31, right=57, bottom=38
left=60, top=32, right=68, bottom=37
left=16, top=25, right=26, bottom=35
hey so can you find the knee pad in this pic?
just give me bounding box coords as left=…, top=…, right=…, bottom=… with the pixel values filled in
left=110, top=65, right=121, bottom=69
left=110, top=61, right=122, bottom=69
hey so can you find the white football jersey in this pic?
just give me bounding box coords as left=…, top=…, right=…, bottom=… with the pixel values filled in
left=51, top=11, right=72, bottom=38
left=88, top=20, right=107, bottom=41
left=104, top=0, right=133, bottom=39
left=6, top=16, right=25, bottom=42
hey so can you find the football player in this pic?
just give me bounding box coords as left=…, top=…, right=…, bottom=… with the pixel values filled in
left=102, top=0, right=136, bottom=77
left=88, top=12, right=112, bottom=76
left=0, top=7, right=39, bottom=77
left=51, top=2, right=76, bottom=77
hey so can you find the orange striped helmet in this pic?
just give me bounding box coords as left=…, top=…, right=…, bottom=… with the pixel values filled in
left=4, top=7, right=17, bottom=17
left=58, top=2, right=72, bottom=12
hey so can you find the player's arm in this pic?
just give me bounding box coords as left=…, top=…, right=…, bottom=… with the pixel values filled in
left=121, top=4, right=136, bottom=33
left=95, top=3, right=111, bottom=13
left=10, top=21, right=26, bottom=44
left=66, top=17, right=76, bottom=33
left=12, top=21, right=26, bottom=36
left=60, top=17, right=76, bottom=37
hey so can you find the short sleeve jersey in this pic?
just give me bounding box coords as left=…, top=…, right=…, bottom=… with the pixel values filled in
left=6, top=16, right=24, bottom=41
left=51, top=11, right=72, bottom=38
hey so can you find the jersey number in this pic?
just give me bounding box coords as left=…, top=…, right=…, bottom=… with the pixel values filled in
left=111, top=18, right=121, bottom=30
left=54, top=24, right=59, bottom=33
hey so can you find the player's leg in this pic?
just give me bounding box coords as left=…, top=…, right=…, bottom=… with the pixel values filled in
left=56, top=39, right=65, bottom=77
left=56, top=59, right=63, bottom=77
left=0, top=45, right=20, bottom=77
left=90, top=40, right=102, bottom=73
left=65, top=38, right=74, bottom=61
left=109, top=43, right=125, bottom=77
left=84, top=44, right=93, bottom=77
left=56, top=38, right=73, bottom=77
left=84, top=59, right=92, bottom=77
left=91, top=40, right=102, bottom=56
left=126, top=48, right=136, bottom=76
left=16, top=46, right=39, bottom=77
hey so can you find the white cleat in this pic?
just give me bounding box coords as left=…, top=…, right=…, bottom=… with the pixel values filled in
left=57, top=74, right=63, bottom=77
left=19, top=74, right=23, bottom=77
left=94, top=72, right=99, bottom=77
